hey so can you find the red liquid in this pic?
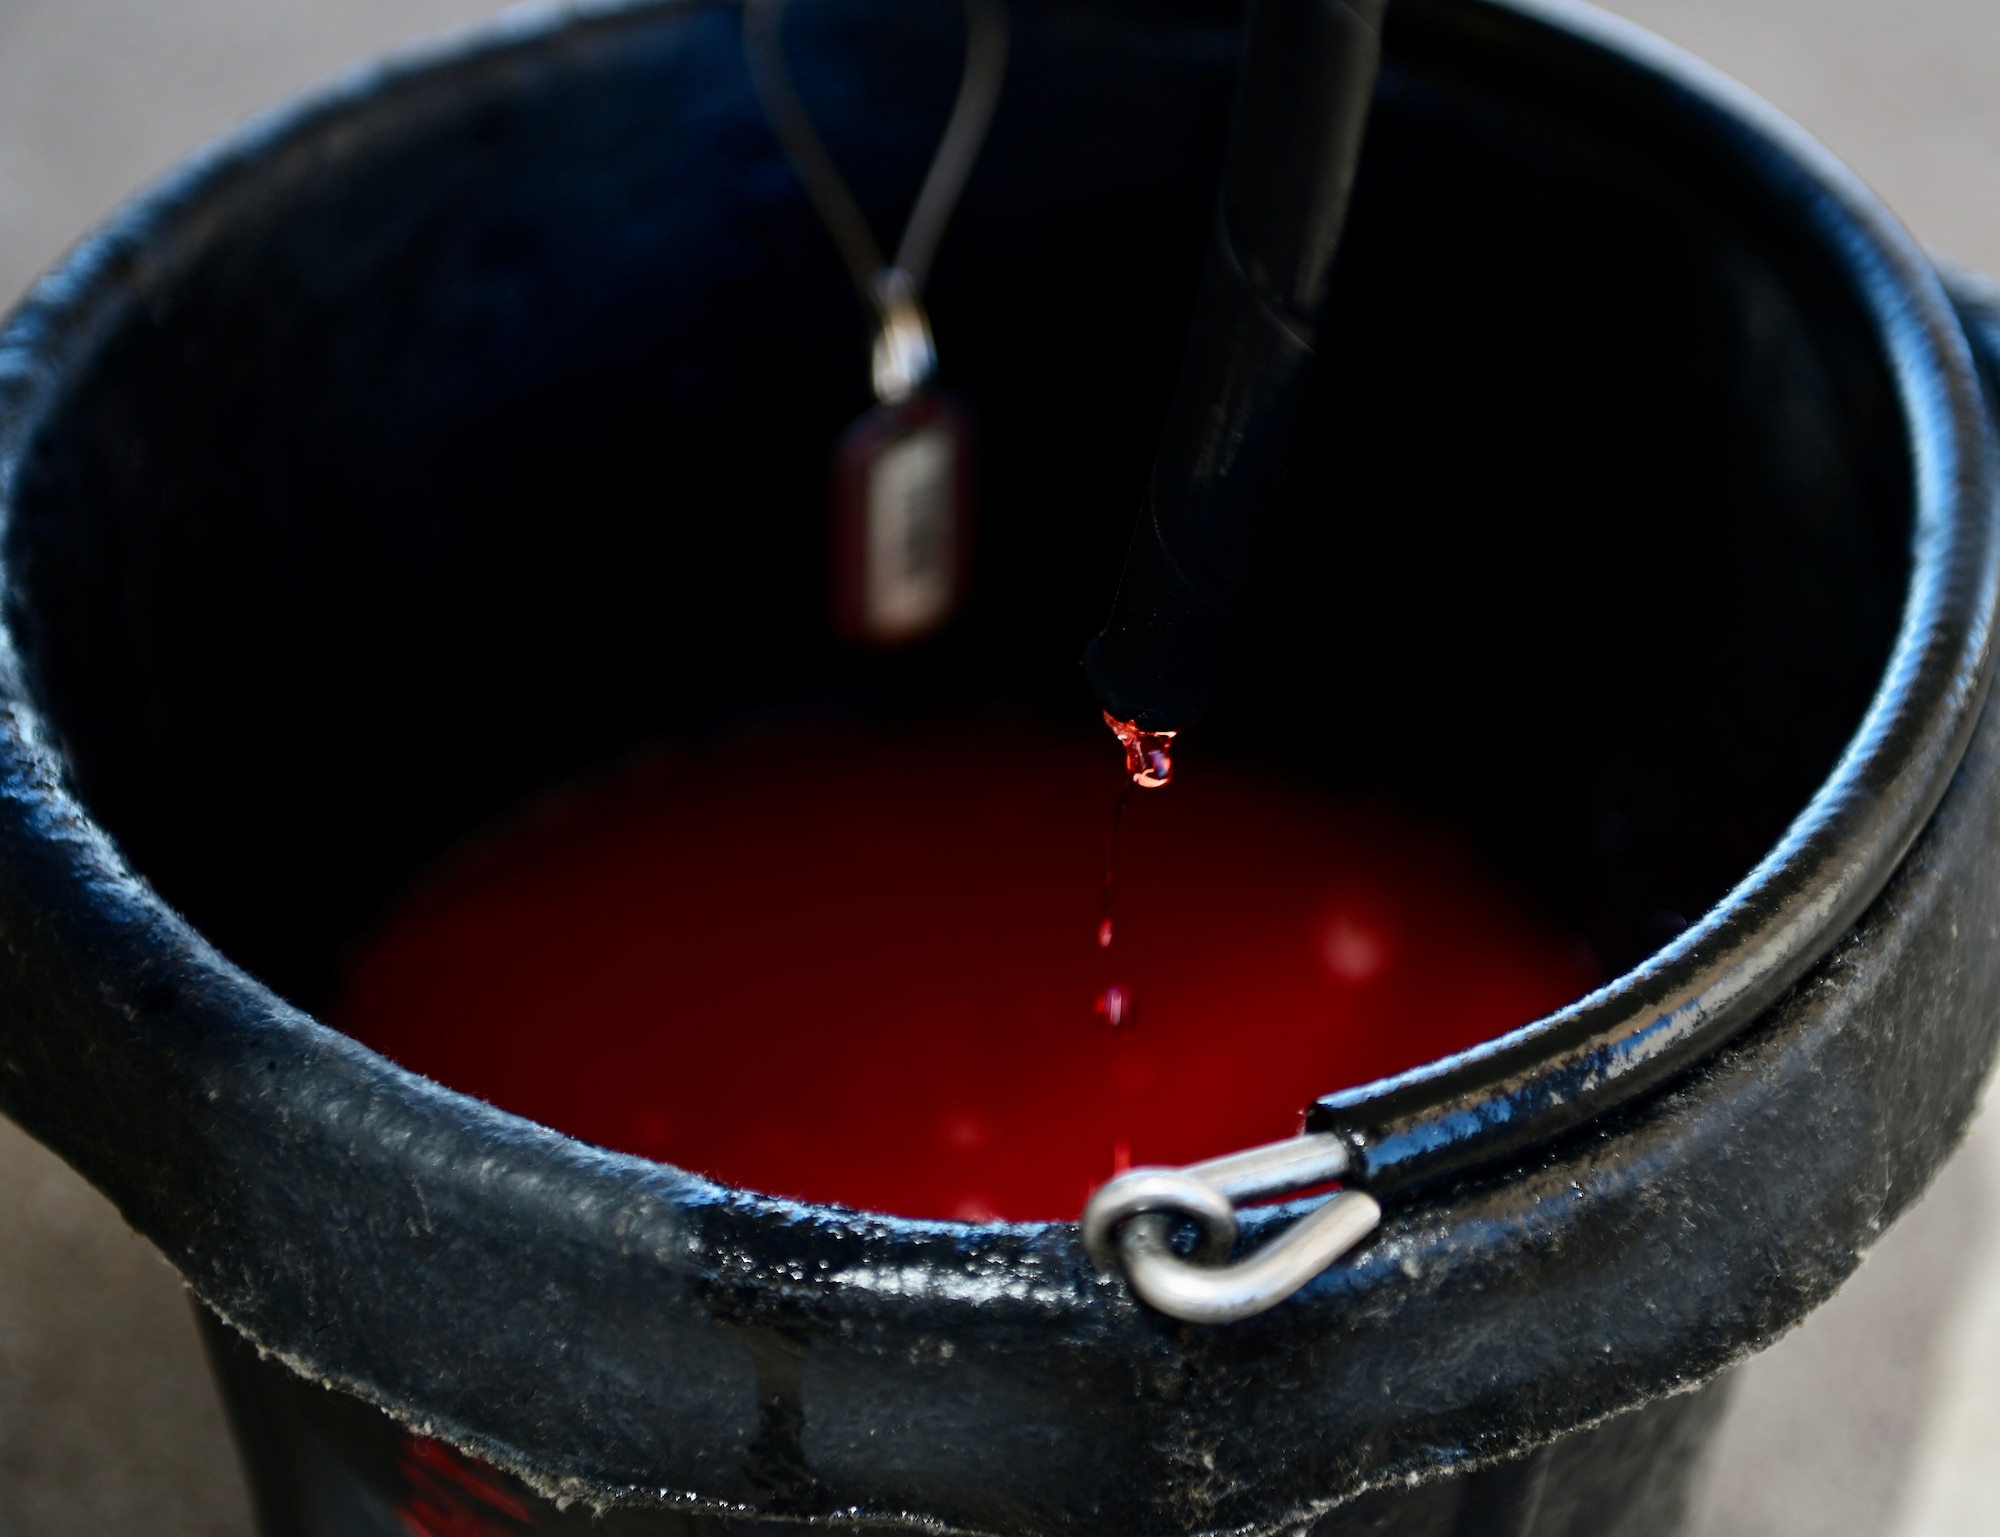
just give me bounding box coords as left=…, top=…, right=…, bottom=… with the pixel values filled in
left=334, top=725, right=1595, bottom=1221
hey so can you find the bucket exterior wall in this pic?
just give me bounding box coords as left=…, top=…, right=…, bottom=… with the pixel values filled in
left=197, top=1312, right=1732, bottom=1537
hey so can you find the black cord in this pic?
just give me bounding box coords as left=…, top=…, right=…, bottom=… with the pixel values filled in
left=1082, top=0, right=1389, bottom=733
left=742, top=0, right=1010, bottom=307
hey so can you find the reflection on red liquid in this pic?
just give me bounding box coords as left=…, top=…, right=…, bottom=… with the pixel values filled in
left=334, top=725, right=1597, bottom=1221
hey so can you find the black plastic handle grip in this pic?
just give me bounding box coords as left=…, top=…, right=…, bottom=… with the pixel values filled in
left=1082, top=0, right=1388, bottom=731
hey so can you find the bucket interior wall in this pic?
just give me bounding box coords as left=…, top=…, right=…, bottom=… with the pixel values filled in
left=2, top=0, right=1910, bottom=1017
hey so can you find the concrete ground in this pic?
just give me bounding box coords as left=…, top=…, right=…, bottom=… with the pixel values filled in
left=0, top=1, right=1997, bottom=1533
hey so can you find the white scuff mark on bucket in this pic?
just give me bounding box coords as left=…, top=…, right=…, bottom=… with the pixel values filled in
left=824, top=1261, right=1076, bottom=1310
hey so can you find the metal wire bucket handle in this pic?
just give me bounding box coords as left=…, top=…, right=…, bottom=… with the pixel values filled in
left=1082, top=1133, right=1382, bottom=1323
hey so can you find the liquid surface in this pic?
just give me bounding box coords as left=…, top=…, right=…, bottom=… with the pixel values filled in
left=335, top=725, right=1595, bottom=1221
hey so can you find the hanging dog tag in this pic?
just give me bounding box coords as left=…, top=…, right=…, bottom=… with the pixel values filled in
left=743, top=0, right=1005, bottom=652
left=832, top=392, right=974, bottom=647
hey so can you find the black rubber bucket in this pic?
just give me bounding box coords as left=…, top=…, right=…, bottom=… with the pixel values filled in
left=2, top=0, right=1998, bottom=1534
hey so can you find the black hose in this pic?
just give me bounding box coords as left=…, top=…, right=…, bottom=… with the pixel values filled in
left=1081, top=0, right=1388, bottom=733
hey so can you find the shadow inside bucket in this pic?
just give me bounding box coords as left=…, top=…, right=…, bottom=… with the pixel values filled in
left=1, top=0, right=1908, bottom=1048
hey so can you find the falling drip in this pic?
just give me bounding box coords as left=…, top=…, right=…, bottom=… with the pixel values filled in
left=1098, top=778, right=1131, bottom=951
left=1094, top=778, right=1136, bottom=1028
left=1096, top=984, right=1134, bottom=1031
left=1096, top=712, right=1174, bottom=958
left=1091, top=724, right=1164, bottom=1028
left=1102, top=712, right=1177, bottom=789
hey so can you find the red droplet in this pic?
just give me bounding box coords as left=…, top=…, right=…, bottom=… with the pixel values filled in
left=1096, top=984, right=1134, bottom=1031
left=1102, top=711, right=1177, bottom=788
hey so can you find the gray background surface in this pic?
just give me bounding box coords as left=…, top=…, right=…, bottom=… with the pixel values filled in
left=0, top=2, right=1997, bottom=1533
